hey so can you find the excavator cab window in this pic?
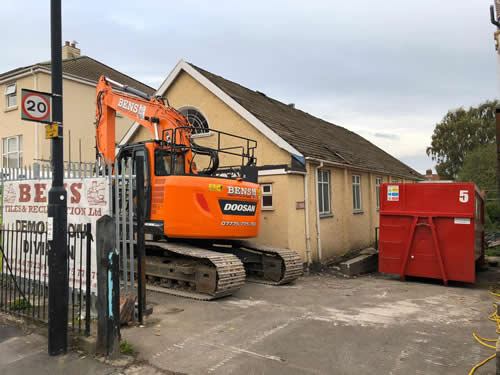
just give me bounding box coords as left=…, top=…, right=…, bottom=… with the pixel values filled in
left=154, top=149, right=185, bottom=176
left=133, top=148, right=151, bottom=219
left=116, top=145, right=151, bottom=220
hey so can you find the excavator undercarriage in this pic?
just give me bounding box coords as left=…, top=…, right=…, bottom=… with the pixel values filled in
left=139, top=240, right=303, bottom=300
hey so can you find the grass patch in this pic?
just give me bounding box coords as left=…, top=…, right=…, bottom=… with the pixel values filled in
left=120, top=340, right=134, bottom=355
left=9, top=298, right=31, bottom=311
left=487, top=246, right=500, bottom=257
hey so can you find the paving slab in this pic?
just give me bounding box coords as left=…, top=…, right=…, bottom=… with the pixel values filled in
left=122, top=270, right=500, bottom=374
left=0, top=321, right=167, bottom=375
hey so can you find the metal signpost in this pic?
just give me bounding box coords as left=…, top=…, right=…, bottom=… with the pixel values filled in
left=19, top=0, right=68, bottom=356
left=47, top=0, right=68, bottom=356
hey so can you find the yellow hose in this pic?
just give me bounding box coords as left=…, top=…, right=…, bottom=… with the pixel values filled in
left=473, top=333, right=497, bottom=349
left=469, top=289, right=500, bottom=374
left=468, top=353, right=496, bottom=375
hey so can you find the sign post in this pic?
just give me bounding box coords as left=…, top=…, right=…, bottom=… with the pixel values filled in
left=19, top=1, right=68, bottom=356
left=47, top=0, right=68, bottom=356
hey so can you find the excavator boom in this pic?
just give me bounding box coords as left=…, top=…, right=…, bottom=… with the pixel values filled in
left=95, top=76, right=191, bottom=164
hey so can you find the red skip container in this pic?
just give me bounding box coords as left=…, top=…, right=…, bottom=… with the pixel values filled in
left=378, top=182, right=485, bottom=284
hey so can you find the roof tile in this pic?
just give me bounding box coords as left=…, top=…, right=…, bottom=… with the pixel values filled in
left=1, top=56, right=155, bottom=96
left=188, top=63, right=421, bottom=179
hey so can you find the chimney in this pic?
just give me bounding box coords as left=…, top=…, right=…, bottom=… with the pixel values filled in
left=426, top=169, right=432, bottom=176
left=62, top=40, right=81, bottom=59
left=288, top=103, right=295, bottom=108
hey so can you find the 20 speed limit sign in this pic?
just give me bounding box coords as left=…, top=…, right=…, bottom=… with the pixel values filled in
left=21, top=89, right=51, bottom=124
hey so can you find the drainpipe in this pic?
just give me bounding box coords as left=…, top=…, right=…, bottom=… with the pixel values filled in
left=31, top=68, right=39, bottom=171
left=304, top=163, right=312, bottom=271
left=315, top=161, right=324, bottom=262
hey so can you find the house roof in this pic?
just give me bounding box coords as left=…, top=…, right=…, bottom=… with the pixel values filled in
left=0, top=56, right=155, bottom=96
left=122, top=60, right=421, bottom=180
left=187, top=63, right=421, bottom=179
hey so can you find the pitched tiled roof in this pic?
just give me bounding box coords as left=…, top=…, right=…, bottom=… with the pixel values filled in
left=188, top=63, right=422, bottom=180
left=0, top=56, right=155, bottom=95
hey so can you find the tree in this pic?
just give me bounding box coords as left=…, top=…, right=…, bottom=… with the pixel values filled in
left=457, top=143, right=499, bottom=230
left=457, top=143, right=497, bottom=198
left=426, top=100, right=498, bottom=180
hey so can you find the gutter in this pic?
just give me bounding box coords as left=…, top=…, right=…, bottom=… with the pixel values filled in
left=1, top=66, right=105, bottom=89
left=315, top=160, right=324, bottom=262
left=0, top=70, right=33, bottom=85
left=30, top=68, right=39, bottom=163
left=305, top=156, right=422, bottom=181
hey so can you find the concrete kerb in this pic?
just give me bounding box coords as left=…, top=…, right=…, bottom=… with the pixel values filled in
left=0, top=310, right=142, bottom=371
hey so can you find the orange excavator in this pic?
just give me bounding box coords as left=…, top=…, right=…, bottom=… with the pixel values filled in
left=95, top=76, right=302, bottom=299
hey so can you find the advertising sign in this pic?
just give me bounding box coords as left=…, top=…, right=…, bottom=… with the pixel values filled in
left=1, top=178, right=110, bottom=293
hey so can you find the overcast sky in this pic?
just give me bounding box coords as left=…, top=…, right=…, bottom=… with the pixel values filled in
left=2, top=1, right=498, bottom=173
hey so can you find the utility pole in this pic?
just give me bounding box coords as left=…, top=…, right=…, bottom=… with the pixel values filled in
left=47, top=0, right=68, bottom=356
left=490, top=4, right=500, bottom=374
left=493, top=3, right=500, bottom=210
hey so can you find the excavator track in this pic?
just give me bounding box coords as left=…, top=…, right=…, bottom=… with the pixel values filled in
left=143, top=241, right=246, bottom=300
left=213, top=241, right=303, bottom=285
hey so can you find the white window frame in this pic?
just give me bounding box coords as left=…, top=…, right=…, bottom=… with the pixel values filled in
left=178, top=106, right=211, bottom=137
left=352, top=174, right=362, bottom=212
left=5, top=83, right=17, bottom=109
left=317, top=169, right=331, bottom=215
left=260, top=183, right=273, bottom=210
left=375, top=177, right=382, bottom=210
left=2, top=135, right=23, bottom=168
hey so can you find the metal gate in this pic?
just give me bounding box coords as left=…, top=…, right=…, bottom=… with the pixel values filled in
left=113, top=158, right=136, bottom=296
left=0, top=162, right=109, bottom=336
left=111, top=156, right=146, bottom=322
left=0, top=160, right=144, bottom=329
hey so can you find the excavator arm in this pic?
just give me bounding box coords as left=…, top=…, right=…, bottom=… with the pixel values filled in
left=95, top=76, right=192, bottom=164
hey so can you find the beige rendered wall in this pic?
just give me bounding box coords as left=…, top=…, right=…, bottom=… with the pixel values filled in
left=0, top=71, right=133, bottom=167
left=256, top=174, right=289, bottom=249
left=254, top=173, right=307, bottom=262
left=129, top=71, right=291, bottom=168
left=305, top=161, right=418, bottom=263
left=286, top=173, right=307, bottom=260
left=0, top=74, right=37, bottom=166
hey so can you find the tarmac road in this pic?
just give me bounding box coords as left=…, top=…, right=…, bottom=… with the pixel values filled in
left=121, top=269, right=500, bottom=375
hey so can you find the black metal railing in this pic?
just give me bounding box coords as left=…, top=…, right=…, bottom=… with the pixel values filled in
left=161, top=126, right=257, bottom=177
left=0, top=223, right=93, bottom=336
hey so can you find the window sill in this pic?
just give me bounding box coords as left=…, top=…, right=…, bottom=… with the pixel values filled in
left=191, top=131, right=213, bottom=139
left=353, top=210, right=364, bottom=215
left=4, top=105, right=18, bottom=112
left=320, top=213, right=334, bottom=219
left=261, top=207, right=274, bottom=211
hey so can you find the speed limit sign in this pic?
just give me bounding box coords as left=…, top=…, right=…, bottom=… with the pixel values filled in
left=21, top=89, right=51, bottom=124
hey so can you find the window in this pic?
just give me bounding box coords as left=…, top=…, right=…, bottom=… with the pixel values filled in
left=154, top=149, right=185, bottom=176
left=2, top=136, right=22, bottom=168
left=317, top=169, right=331, bottom=215
left=180, top=107, right=209, bottom=135
left=392, top=177, right=399, bottom=183
left=260, top=183, right=273, bottom=210
left=5, top=83, right=16, bottom=108
left=375, top=177, right=382, bottom=210
left=352, top=174, right=361, bottom=211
